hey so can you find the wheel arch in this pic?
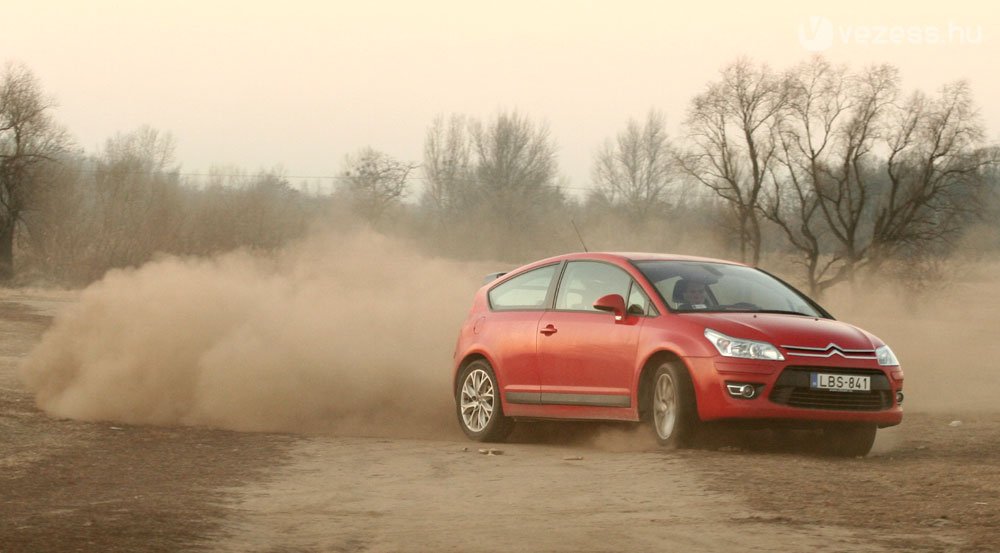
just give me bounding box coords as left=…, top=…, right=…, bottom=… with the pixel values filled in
left=454, top=352, right=492, bottom=395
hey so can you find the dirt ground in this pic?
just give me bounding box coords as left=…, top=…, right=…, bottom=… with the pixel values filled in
left=2, top=292, right=999, bottom=553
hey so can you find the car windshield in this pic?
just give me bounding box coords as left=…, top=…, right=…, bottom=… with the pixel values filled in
left=634, top=260, right=825, bottom=317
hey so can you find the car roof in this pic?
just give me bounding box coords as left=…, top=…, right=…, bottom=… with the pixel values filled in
left=485, top=252, right=752, bottom=290
left=523, top=251, right=747, bottom=267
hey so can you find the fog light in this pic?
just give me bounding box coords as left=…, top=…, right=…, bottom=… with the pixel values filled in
left=896, top=391, right=904, bottom=405
left=726, top=383, right=759, bottom=399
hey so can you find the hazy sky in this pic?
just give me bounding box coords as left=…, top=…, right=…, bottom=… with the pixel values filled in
left=3, top=1, right=998, bottom=195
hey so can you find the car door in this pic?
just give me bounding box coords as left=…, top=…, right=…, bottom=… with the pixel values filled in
left=484, top=264, right=560, bottom=405
left=536, top=261, right=644, bottom=410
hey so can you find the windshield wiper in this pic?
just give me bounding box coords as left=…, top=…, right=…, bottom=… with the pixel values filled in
left=675, top=307, right=813, bottom=316
left=753, top=309, right=813, bottom=317
left=674, top=305, right=816, bottom=317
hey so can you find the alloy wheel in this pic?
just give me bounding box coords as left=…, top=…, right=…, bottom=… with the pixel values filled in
left=460, top=368, right=495, bottom=432
left=653, top=372, right=677, bottom=440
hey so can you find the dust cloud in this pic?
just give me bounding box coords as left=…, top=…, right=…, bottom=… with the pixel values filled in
left=822, top=260, right=1000, bottom=414
left=19, top=229, right=494, bottom=438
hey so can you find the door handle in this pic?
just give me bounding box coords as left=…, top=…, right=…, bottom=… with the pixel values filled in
left=540, top=324, right=558, bottom=336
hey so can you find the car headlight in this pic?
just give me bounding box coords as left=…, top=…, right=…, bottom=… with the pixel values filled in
left=704, top=328, right=785, bottom=361
left=876, top=345, right=899, bottom=367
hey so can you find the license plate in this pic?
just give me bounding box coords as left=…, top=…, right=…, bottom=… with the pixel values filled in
left=810, top=373, right=870, bottom=392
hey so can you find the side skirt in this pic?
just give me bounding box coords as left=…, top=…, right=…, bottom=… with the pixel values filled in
left=507, top=392, right=630, bottom=408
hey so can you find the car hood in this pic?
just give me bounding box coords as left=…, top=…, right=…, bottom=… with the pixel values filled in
left=678, top=312, right=880, bottom=350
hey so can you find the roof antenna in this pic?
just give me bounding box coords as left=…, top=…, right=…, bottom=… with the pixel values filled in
left=570, top=219, right=589, bottom=253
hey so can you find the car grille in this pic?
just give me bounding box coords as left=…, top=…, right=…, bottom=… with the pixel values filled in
left=781, top=343, right=877, bottom=360
left=769, top=367, right=893, bottom=412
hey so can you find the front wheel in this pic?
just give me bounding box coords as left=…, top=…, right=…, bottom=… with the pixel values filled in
left=649, top=361, right=700, bottom=448
left=456, top=360, right=513, bottom=442
left=817, top=423, right=877, bottom=457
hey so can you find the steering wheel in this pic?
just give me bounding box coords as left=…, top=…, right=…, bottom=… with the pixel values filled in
left=724, top=302, right=761, bottom=311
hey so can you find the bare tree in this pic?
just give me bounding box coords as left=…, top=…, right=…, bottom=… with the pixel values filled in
left=807, top=64, right=901, bottom=286
left=0, top=63, right=68, bottom=279
left=592, top=110, right=675, bottom=224
left=760, top=59, right=994, bottom=294
left=808, top=70, right=992, bottom=287
left=340, top=147, right=418, bottom=224
left=89, top=126, right=183, bottom=274
left=872, top=81, right=992, bottom=264
left=470, top=110, right=561, bottom=229
left=422, top=114, right=472, bottom=220
left=17, top=126, right=185, bottom=282
left=679, top=59, right=787, bottom=265
left=415, top=110, right=565, bottom=261
left=761, top=58, right=853, bottom=294
left=17, top=153, right=89, bottom=280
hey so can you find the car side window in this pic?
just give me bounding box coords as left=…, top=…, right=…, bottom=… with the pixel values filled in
left=627, top=282, right=655, bottom=316
left=555, top=261, right=632, bottom=312
left=488, top=265, right=557, bottom=310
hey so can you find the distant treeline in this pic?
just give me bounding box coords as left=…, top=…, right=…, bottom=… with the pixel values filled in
left=1, top=57, right=998, bottom=294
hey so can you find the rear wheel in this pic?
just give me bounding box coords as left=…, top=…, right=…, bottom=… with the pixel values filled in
left=817, top=423, right=877, bottom=457
left=456, top=360, right=513, bottom=442
left=649, top=361, right=700, bottom=448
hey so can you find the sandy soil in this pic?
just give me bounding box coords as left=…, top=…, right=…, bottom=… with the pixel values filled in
left=2, top=292, right=999, bottom=553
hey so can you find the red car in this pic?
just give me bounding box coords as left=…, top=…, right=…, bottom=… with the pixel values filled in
left=453, top=252, right=903, bottom=456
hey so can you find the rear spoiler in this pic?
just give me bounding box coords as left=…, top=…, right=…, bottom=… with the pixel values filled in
left=483, top=272, right=508, bottom=284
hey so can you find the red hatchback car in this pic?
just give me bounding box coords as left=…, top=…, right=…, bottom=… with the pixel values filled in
left=453, top=252, right=903, bottom=456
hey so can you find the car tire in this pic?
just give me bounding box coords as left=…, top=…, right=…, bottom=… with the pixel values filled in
left=456, top=360, right=513, bottom=442
left=649, top=361, right=700, bottom=448
left=818, top=423, right=877, bottom=457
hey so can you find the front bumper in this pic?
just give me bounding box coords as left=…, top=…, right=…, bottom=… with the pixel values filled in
left=686, top=356, right=904, bottom=427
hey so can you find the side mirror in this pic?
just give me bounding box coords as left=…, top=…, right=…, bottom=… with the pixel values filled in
left=593, top=294, right=627, bottom=321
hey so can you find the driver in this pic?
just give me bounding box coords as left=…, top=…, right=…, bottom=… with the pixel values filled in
left=676, top=279, right=709, bottom=309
